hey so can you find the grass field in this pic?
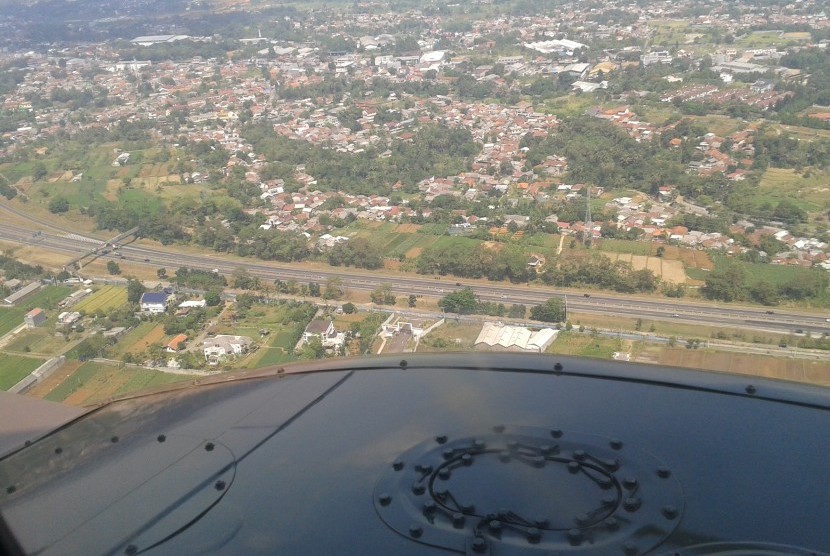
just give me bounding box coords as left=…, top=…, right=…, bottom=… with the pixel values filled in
left=4, top=328, right=72, bottom=356
left=598, top=239, right=653, bottom=256
left=711, top=253, right=816, bottom=286
left=74, top=286, right=128, bottom=314
left=546, top=331, right=622, bottom=358
left=0, top=354, right=46, bottom=390
left=0, top=308, right=24, bottom=337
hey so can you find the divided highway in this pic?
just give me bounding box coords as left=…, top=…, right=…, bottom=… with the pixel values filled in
left=0, top=213, right=827, bottom=337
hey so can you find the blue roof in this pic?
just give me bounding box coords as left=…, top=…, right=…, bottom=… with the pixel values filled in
left=140, top=292, right=169, bottom=304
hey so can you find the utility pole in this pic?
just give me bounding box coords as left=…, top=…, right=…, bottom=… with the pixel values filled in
left=584, top=186, right=592, bottom=248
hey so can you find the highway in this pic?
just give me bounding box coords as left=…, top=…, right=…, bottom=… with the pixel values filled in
left=0, top=206, right=828, bottom=337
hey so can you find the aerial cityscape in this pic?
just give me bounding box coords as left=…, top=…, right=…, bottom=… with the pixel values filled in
left=0, top=0, right=830, bottom=403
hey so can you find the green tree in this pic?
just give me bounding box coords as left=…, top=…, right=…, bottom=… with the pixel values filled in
left=370, top=283, right=396, bottom=305
left=324, top=276, right=344, bottom=300
left=127, top=278, right=146, bottom=303
left=341, top=302, right=356, bottom=314
left=408, top=294, right=417, bottom=308
left=48, top=197, right=70, bottom=214
left=439, top=287, right=478, bottom=314
left=530, top=297, right=565, bottom=323
left=157, top=268, right=167, bottom=279
left=106, top=260, right=121, bottom=275
left=205, top=290, right=222, bottom=306
left=702, top=263, right=746, bottom=302
left=308, top=282, right=321, bottom=297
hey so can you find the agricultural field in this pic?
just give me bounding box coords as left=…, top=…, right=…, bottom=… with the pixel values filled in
left=0, top=354, right=46, bottom=390
left=74, top=286, right=128, bottom=314
left=43, top=361, right=190, bottom=405
left=755, top=167, right=830, bottom=215
left=0, top=285, right=72, bottom=337
left=108, top=322, right=156, bottom=357
left=653, top=347, right=830, bottom=386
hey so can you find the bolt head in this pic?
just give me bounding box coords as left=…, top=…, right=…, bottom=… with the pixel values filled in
left=657, top=466, right=671, bottom=478
left=567, top=528, right=583, bottom=545
left=408, top=525, right=422, bottom=538
left=378, top=493, right=392, bottom=506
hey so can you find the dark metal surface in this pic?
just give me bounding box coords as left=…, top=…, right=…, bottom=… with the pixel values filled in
left=1, top=354, right=829, bottom=555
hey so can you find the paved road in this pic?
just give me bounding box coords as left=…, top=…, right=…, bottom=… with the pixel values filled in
left=0, top=206, right=828, bottom=337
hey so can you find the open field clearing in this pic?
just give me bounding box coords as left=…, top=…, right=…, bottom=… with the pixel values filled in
left=74, top=286, right=127, bottom=314
left=126, top=324, right=166, bottom=354
left=605, top=253, right=688, bottom=284
left=0, top=354, right=46, bottom=390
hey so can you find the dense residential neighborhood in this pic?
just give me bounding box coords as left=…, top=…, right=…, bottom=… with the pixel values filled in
left=1, top=0, right=830, bottom=402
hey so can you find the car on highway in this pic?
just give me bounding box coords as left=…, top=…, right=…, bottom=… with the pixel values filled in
left=672, top=313, right=680, bottom=317
left=583, top=293, right=590, bottom=297
left=765, top=310, right=774, bottom=314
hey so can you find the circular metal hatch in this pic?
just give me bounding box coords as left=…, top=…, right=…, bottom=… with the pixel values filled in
left=374, top=425, right=684, bottom=555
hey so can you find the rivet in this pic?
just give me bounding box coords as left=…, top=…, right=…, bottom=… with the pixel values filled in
left=436, top=434, right=448, bottom=444
left=379, top=493, right=392, bottom=506
left=605, top=517, right=619, bottom=530
left=461, top=454, right=473, bottom=466
left=657, top=466, right=671, bottom=478
left=567, top=461, right=580, bottom=473
left=400, top=359, right=408, bottom=369
left=624, top=497, right=641, bottom=512
left=534, top=516, right=549, bottom=527
left=531, top=456, right=545, bottom=468
left=573, top=450, right=586, bottom=461
left=575, top=512, right=589, bottom=525
left=540, top=444, right=555, bottom=454
left=567, top=528, right=583, bottom=545
left=205, top=442, right=215, bottom=452
left=461, top=502, right=476, bottom=513
left=6, top=486, right=16, bottom=494
left=745, top=384, right=756, bottom=394
left=662, top=505, right=678, bottom=519
left=423, top=501, right=437, bottom=514
left=527, top=527, right=541, bottom=544
left=610, top=439, right=623, bottom=450
left=452, top=513, right=465, bottom=528
left=438, top=469, right=451, bottom=480
left=598, top=476, right=613, bottom=489
left=54, top=447, right=63, bottom=454
left=124, top=545, right=138, bottom=555
left=409, top=524, right=422, bottom=538
left=157, top=434, right=166, bottom=443
left=110, top=436, right=119, bottom=443
left=393, top=460, right=404, bottom=471
left=623, top=477, right=638, bottom=489
left=489, top=520, right=502, bottom=533
left=623, top=542, right=639, bottom=555
left=604, top=459, right=620, bottom=471
left=493, top=424, right=505, bottom=433
left=471, top=537, right=487, bottom=553
left=214, top=480, right=226, bottom=491
left=473, top=439, right=486, bottom=450
left=602, top=495, right=617, bottom=507
left=553, top=362, right=563, bottom=372
left=550, top=429, right=563, bottom=438
left=412, top=483, right=425, bottom=495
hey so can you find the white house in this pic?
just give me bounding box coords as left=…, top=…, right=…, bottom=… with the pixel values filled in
left=140, top=292, right=171, bottom=313
left=203, top=335, right=252, bottom=365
